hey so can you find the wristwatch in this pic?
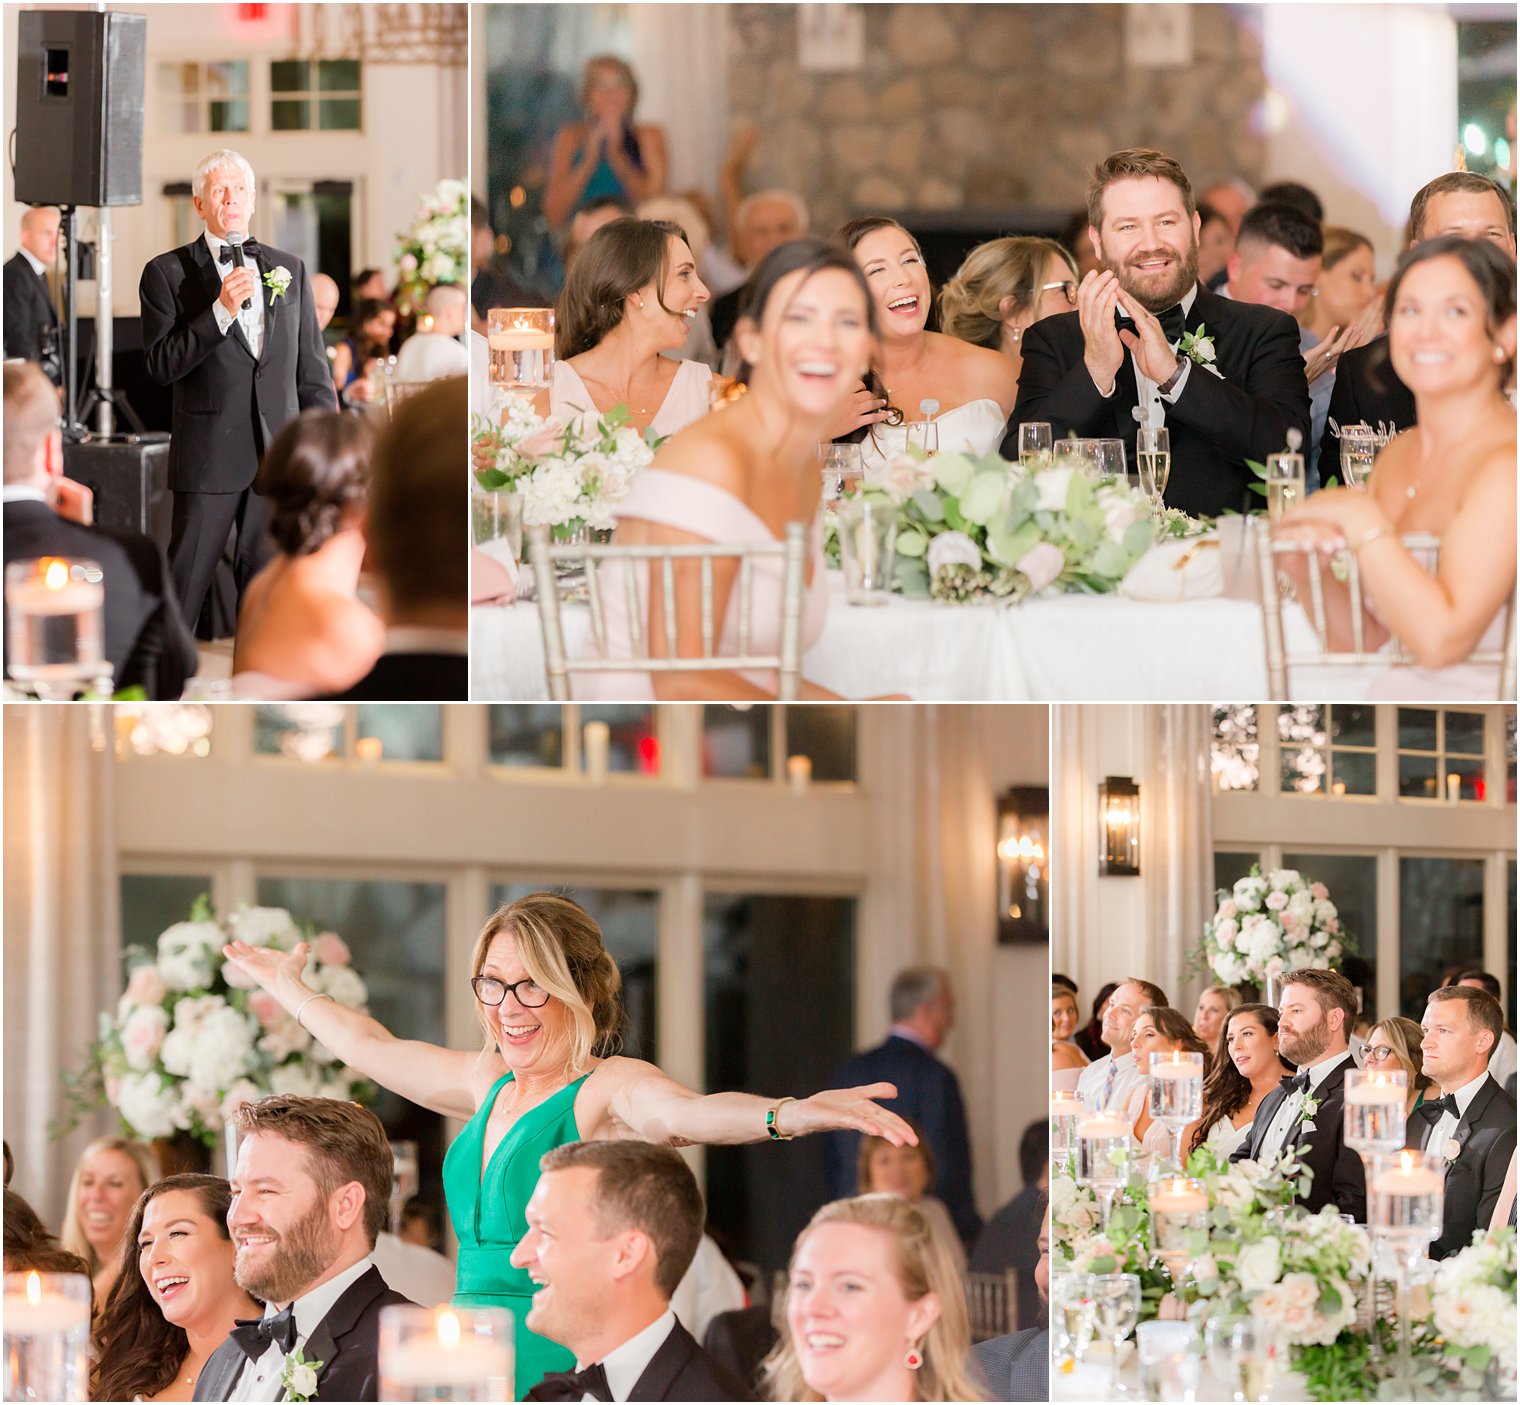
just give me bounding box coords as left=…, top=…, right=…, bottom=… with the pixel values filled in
left=1157, top=357, right=1187, bottom=396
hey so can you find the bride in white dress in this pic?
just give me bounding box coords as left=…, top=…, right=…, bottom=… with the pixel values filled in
left=1191, top=1002, right=1296, bottom=1161
left=834, top=218, right=1018, bottom=477
left=1121, top=1006, right=1211, bottom=1166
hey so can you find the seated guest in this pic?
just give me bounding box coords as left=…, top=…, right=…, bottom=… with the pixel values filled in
left=1195, top=201, right=1234, bottom=287
left=1075, top=982, right=1117, bottom=1063
left=393, top=284, right=469, bottom=382
left=837, top=217, right=1018, bottom=474
left=1192, top=1002, right=1294, bottom=1159
left=4, top=1188, right=91, bottom=1278
left=1278, top=237, right=1515, bottom=692
left=318, top=376, right=467, bottom=700
left=514, top=1140, right=754, bottom=1401
left=548, top=218, right=713, bottom=436
left=1411, top=985, right=1517, bottom=1258
left=764, top=1194, right=985, bottom=1403
left=1198, top=176, right=1255, bottom=237
left=397, top=1195, right=443, bottom=1250
left=1259, top=180, right=1325, bottom=225
left=973, top=1202, right=1048, bottom=1403
left=233, top=412, right=384, bottom=696
left=1121, top=1006, right=1211, bottom=1158
left=1219, top=203, right=1329, bottom=486
left=352, top=267, right=389, bottom=302
left=3, top=363, right=197, bottom=699
left=1075, top=978, right=1165, bottom=1115
left=1321, top=171, right=1515, bottom=468
left=1457, top=970, right=1518, bottom=1087
left=939, top=238, right=1080, bottom=385
left=311, top=273, right=340, bottom=333
left=565, top=194, right=635, bottom=271
left=192, top=1096, right=414, bottom=1402
left=1304, top=226, right=1381, bottom=357
left=330, top=297, right=397, bottom=405
left=970, top=1121, right=1047, bottom=1335
left=1051, top=983, right=1089, bottom=1085
left=1364, top=1014, right=1432, bottom=1117
left=1193, top=984, right=1242, bottom=1047
left=858, top=1127, right=967, bottom=1276
left=1230, top=970, right=1365, bottom=1221
left=93, top=1174, right=259, bottom=1403
left=709, top=188, right=810, bottom=354
left=637, top=195, right=723, bottom=367
left=471, top=197, right=547, bottom=333
left=60, top=1135, right=160, bottom=1306
left=1492, top=1150, right=1517, bottom=1231
left=4, top=204, right=61, bottom=377
left=1007, top=148, right=1311, bottom=518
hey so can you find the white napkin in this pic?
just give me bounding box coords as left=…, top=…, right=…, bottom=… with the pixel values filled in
left=471, top=539, right=519, bottom=604
left=1119, top=536, right=1225, bottom=601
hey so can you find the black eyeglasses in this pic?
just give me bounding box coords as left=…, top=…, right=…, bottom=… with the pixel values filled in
left=470, top=975, right=550, bottom=1008
left=1040, top=280, right=1079, bottom=306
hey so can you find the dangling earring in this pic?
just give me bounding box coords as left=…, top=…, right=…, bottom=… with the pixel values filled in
left=1009, top=325, right=1023, bottom=344
left=904, top=1342, right=923, bottom=1371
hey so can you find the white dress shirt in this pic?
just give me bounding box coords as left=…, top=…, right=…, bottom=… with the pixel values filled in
left=1257, top=1049, right=1351, bottom=1163
left=206, top=229, right=265, bottom=359
left=19, top=245, right=47, bottom=277
left=588, top=1308, right=677, bottom=1403
left=1093, top=283, right=1199, bottom=429
left=1075, top=1051, right=1141, bottom=1114
left=228, top=1255, right=374, bottom=1402
left=1423, top=1070, right=1491, bottom=1154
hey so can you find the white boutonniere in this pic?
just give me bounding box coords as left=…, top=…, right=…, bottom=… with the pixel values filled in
left=263, top=265, right=293, bottom=302
left=281, top=1348, right=323, bottom=1403
left=1180, top=324, right=1224, bottom=379
left=1442, top=1137, right=1462, bottom=1163
left=1298, top=1093, right=1320, bottom=1132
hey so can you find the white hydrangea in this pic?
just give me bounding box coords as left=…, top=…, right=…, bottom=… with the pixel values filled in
left=220, top=1078, right=263, bottom=1123
left=161, top=996, right=258, bottom=1091
left=116, top=1071, right=182, bottom=1140
left=1034, top=466, right=1075, bottom=512
left=1267, top=869, right=1302, bottom=892
left=120, top=1005, right=171, bottom=1071
left=1232, top=876, right=1267, bottom=913
left=225, top=905, right=301, bottom=949
left=269, top=1061, right=322, bottom=1097
left=308, top=964, right=367, bottom=1010
left=156, top=922, right=224, bottom=991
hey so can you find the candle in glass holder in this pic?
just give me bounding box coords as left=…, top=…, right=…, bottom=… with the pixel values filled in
left=379, top=1305, right=514, bottom=1402
left=5, top=557, right=107, bottom=695
left=583, top=721, right=610, bottom=784
left=1077, top=1113, right=1131, bottom=1189
left=1372, top=1150, right=1444, bottom=1241
left=4, top=1271, right=92, bottom=1402
left=1344, top=1069, right=1407, bottom=1154
left=1051, top=1090, right=1083, bottom=1161
left=787, top=755, right=812, bottom=794
left=1151, top=1177, right=1209, bottom=1280
left=487, top=308, right=555, bottom=392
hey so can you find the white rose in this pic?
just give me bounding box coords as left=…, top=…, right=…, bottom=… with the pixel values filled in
left=116, top=1071, right=182, bottom=1140
left=926, top=530, right=982, bottom=577
left=289, top=1364, right=319, bottom=1398
left=1034, top=465, right=1075, bottom=512
left=1214, top=918, right=1239, bottom=947
left=1235, top=1240, right=1282, bottom=1292
left=1252, top=1285, right=1285, bottom=1320
left=1280, top=1272, right=1319, bottom=1310
left=257, top=1016, right=312, bottom=1062
left=1213, top=1166, right=1258, bottom=1211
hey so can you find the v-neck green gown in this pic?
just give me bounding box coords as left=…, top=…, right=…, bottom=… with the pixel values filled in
left=441, top=1070, right=590, bottom=1398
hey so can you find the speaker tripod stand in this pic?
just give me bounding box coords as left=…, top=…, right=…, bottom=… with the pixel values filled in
left=56, top=203, right=143, bottom=440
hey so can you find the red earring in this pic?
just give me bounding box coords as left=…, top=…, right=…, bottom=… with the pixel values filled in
left=904, top=1344, right=923, bottom=1371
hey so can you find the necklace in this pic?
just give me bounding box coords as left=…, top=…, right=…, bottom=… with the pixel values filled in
left=883, top=338, right=932, bottom=399
left=579, top=369, right=654, bottom=417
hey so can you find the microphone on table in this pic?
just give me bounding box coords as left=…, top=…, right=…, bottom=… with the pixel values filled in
left=227, top=230, right=253, bottom=311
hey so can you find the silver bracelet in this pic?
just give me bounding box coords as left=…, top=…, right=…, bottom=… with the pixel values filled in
left=294, top=991, right=334, bottom=1030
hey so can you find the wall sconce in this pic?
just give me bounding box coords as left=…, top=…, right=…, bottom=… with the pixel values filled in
left=1099, top=776, right=1141, bottom=876
left=996, top=786, right=1048, bottom=944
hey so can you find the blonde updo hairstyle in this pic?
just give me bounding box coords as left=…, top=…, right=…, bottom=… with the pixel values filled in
left=763, top=1193, right=987, bottom=1402
left=470, top=892, right=627, bottom=1074
left=938, top=237, right=1077, bottom=350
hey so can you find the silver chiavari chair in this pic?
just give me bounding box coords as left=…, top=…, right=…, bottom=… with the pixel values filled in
left=529, top=523, right=807, bottom=701
left=964, top=1268, right=1018, bottom=1342
left=1256, top=529, right=1516, bottom=700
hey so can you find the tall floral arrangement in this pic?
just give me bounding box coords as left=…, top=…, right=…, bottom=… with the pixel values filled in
left=1196, top=864, right=1347, bottom=989
left=393, top=178, right=468, bottom=317
left=70, top=900, right=373, bottom=1148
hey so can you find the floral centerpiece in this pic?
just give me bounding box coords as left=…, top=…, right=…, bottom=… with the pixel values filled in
left=472, top=402, right=658, bottom=541
left=1194, top=864, right=1348, bottom=992
left=829, top=448, right=1161, bottom=604
left=65, top=899, right=373, bottom=1148
left=393, top=178, right=468, bottom=318
left=1403, top=1227, right=1518, bottom=1396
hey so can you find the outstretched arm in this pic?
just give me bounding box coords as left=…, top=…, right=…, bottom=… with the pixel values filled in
left=583, top=1056, right=919, bottom=1148
left=223, top=940, right=488, bottom=1119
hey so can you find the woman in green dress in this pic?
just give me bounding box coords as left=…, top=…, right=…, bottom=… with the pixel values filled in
left=224, top=891, right=916, bottom=1398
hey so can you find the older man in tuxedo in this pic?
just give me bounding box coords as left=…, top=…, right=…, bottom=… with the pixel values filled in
left=3, top=205, right=61, bottom=379
left=1230, top=968, right=1365, bottom=1221
left=194, top=1096, right=415, bottom=1402
left=1411, top=985, right=1517, bottom=1259
left=514, top=1140, right=754, bottom=1401
left=140, top=148, right=335, bottom=637
left=1007, top=148, right=1310, bottom=518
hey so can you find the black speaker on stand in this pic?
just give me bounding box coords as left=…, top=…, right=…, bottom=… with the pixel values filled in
left=13, top=9, right=146, bottom=438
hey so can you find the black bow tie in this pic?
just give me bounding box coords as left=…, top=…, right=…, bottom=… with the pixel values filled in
left=531, top=1362, right=613, bottom=1401
left=230, top=1305, right=297, bottom=1361
left=1421, top=1094, right=1459, bottom=1121
left=1282, top=1071, right=1310, bottom=1095
left=216, top=239, right=260, bottom=265
left=1156, top=304, right=1187, bottom=343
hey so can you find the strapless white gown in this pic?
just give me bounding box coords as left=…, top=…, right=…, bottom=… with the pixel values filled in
left=859, top=397, right=1008, bottom=478
left=1203, top=1114, right=1253, bottom=1159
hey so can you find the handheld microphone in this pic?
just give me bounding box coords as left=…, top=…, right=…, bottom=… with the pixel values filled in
left=226, top=231, right=253, bottom=311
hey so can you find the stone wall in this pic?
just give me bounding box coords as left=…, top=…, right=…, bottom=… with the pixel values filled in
left=727, top=4, right=1267, bottom=234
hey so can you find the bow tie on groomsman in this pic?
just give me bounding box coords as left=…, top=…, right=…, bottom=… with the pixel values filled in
left=230, top=1303, right=298, bottom=1359
left=1282, top=1070, right=1311, bottom=1095
left=530, top=1362, right=613, bottom=1401
left=1419, top=1094, right=1460, bottom=1123
left=216, top=237, right=262, bottom=266
left=1119, top=302, right=1187, bottom=344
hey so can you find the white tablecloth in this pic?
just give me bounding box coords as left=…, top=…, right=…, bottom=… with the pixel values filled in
left=470, top=568, right=1351, bottom=700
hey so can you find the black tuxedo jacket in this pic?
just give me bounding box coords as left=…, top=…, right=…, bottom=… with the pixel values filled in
left=3, top=251, right=58, bottom=366
left=1005, top=285, right=1312, bottom=518
left=525, top=1320, right=756, bottom=1402
left=139, top=236, right=335, bottom=494
left=193, top=1265, right=414, bottom=1403
left=3, top=497, right=197, bottom=699
left=1407, top=1075, right=1517, bottom=1259
left=1229, top=1056, right=1366, bottom=1221
left=1317, top=334, right=1416, bottom=473
left=317, top=649, right=469, bottom=701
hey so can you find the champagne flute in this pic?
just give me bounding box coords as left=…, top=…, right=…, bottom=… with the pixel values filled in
left=1092, top=1273, right=1142, bottom=1399
left=1051, top=1272, right=1098, bottom=1368
left=1338, top=424, right=1377, bottom=488
left=820, top=443, right=863, bottom=503
left=1205, top=1314, right=1281, bottom=1403
left=1136, top=426, right=1170, bottom=511
left=1017, top=421, right=1053, bottom=464
left=1265, top=451, right=1305, bottom=522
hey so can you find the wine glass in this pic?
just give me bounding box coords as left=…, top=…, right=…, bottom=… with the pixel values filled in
left=1092, top=1273, right=1141, bottom=1399
left=1050, top=1272, right=1098, bottom=1368
left=1136, top=426, right=1170, bottom=511
left=1091, top=438, right=1127, bottom=480
left=1205, top=1313, right=1282, bottom=1403
left=1338, top=424, right=1378, bottom=488
left=1017, top=421, right=1052, bottom=464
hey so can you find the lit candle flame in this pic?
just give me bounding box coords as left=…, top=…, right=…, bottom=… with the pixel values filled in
left=26, top=1271, right=41, bottom=1306
left=43, top=559, right=70, bottom=590
left=1399, top=1148, right=1414, bottom=1173
left=437, top=1308, right=461, bottom=1348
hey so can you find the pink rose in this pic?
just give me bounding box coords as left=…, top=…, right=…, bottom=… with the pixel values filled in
left=125, top=964, right=167, bottom=1007
left=514, top=420, right=568, bottom=462
left=310, top=932, right=351, bottom=967
left=400, top=253, right=418, bottom=272
left=249, top=991, right=283, bottom=1028
left=1310, top=883, right=1329, bottom=900
left=1016, top=542, right=1066, bottom=594
left=1218, top=901, right=1237, bottom=921
left=1280, top=913, right=1297, bottom=931
left=121, top=1008, right=168, bottom=1066
left=1326, top=918, right=1340, bottom=934
left=105, top=1074, right=121, bottom=1104
left=1265, top=892, right=1289, bottom=911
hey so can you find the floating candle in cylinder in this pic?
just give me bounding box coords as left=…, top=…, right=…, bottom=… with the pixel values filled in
left=3, top=1271, right=92, bottom=1402
left=1151, top=1176, right=1209, bottom=1279
left=487, top=308, right=555, bottom=391
left=5, top=558, right=107, bottom=695
left=787, top=754, right=812, bottom=794
left=1077, top=1113, right=1131, bottom=1188
left=1051, top=1090, right=1083, bottom=1159
left=379, top=1304, right=515, bottom=1401
left=1149, top=1051, right=1204, bottom=1122
left=1344, top=1069, right=1408, bottom=1154
left=1371, top=1149, right=1444, bottom=1245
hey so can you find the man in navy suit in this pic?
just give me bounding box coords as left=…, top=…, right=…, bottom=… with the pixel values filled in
left=1006, top=147, right=1311, bottom=518
left=824, top=967, right=981, bottom=1243
left=140, top=148, right=335, bottom=636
